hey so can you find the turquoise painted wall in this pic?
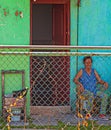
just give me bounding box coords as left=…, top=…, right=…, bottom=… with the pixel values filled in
left=0, top=0, right=30, bottom=114
left=70, top=0, right=78, bottom=110
left=78, top=0, right=111, bottom=86
left=79, top=0, right=111, bottom=46
left=70, top=0, right=111, bottom=110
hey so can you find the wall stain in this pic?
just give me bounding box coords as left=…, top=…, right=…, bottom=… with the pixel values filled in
left=15, top=10, right=19, bottom=16
left=15, top=10, right=23, bottom=18
left=77, top=0, right=81, bottom=7
left=3, top=8, right=9, bottom=16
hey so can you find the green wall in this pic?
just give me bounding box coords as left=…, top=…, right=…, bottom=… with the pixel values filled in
left=0, top=0, right=30, bottom=45
left=0, top=0, right=30, bottom=114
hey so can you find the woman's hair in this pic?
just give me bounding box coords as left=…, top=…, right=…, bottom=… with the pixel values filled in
left=83, top=56, right=93, bottom=63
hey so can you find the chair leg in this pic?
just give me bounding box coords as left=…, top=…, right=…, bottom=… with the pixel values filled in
left=76, top=95, right=84, bottom=117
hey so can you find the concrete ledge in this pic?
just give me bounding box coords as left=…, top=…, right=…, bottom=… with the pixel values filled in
left=30, top=106, right=71, bottom=116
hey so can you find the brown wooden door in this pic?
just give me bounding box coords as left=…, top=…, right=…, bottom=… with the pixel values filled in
left=52, top=2, right=69, bottom=45
left=52, top=4, right=65, bottom=45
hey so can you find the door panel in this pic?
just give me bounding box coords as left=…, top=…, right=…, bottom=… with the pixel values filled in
left=53, top=4, right=65, bottom=45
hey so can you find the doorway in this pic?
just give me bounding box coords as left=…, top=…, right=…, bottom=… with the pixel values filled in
left=30, top=0, right=70, bottom=106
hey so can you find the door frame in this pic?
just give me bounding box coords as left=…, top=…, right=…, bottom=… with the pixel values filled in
left=31, top=0, right=69, bottom=4
left=30, top=0, right=70, bottom=111
left=30, top=0, right=70, bottom=45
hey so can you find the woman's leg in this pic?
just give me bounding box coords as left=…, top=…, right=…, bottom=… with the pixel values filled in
left=82, top=90, right=94, bottom=112
left=96, top=91, right=108, bottom=115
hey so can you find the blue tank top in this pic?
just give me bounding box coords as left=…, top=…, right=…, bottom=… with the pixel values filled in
left=79, top=68, right=97, bottom=96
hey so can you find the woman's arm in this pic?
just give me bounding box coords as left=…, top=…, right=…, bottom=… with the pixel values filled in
left=94, top=70, right=108, bottom=89
left=74, top=69, right=84, bottom=92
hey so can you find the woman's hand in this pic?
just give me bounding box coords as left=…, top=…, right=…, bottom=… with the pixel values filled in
left=78, top=84, right=84, bottom=93
left=103, top=82, right=108, bottom=89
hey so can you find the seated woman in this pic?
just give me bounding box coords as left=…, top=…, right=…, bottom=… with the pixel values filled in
left=74, top=56, right=108, bottom=119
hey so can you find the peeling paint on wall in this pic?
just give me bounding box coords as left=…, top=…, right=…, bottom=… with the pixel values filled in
left=15, top=10, right=23, bottom=18
left=15, top=10, right=19, bottom=16
left=3, top=8, right=9, bottom=16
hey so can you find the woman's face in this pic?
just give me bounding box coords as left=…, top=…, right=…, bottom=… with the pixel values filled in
left=84, top=58, right=92, bottom=69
